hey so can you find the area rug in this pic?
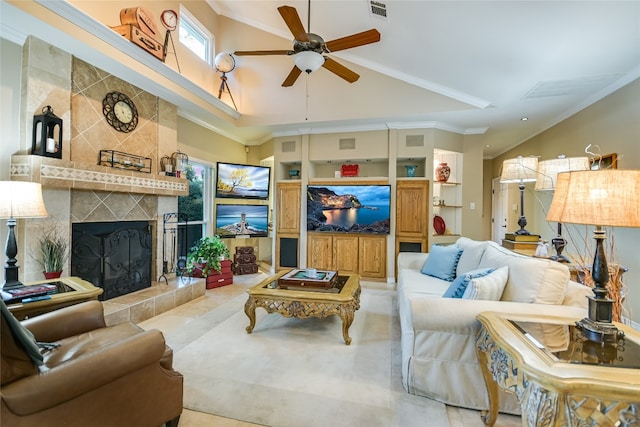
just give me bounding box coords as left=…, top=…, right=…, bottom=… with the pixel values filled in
left=169, top=284, right=449, bottom=427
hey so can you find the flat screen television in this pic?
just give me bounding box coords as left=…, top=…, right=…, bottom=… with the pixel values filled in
left=307, top=185, right=391, bottom=234
left=216, top=204, right=269, bottom=237
left=216, top=162, right=271, bottom=200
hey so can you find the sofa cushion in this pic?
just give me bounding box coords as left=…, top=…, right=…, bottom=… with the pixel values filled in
left=443, top=268, right=495, bottom=298
left=455, top=237, right=488, bottom=276
left=462, top=266, right=509, bottom=300
left=420, top=244, right=463, bottom=282
left=477, top=242, right=569, bottom=305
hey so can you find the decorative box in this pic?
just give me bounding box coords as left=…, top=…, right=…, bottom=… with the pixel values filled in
left=233, top=246, right=259, bottom=275
left=191, top=259, right=233, bottom=289
left=341, top=164, right=359, bottom=177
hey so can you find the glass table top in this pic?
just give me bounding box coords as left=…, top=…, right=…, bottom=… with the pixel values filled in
left=510, top=320, right=640, bottom=369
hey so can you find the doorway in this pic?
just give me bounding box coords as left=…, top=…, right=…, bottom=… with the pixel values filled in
left=491, top=177, right=508, bottom=244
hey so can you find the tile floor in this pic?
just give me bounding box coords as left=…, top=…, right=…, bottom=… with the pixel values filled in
left=126, top=273, right=522, bottom=427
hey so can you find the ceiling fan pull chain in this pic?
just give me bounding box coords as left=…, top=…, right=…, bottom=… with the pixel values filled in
left=305, top=77, right=309, bottom=121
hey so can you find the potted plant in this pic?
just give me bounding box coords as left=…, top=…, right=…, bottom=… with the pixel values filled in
left=35, top=227, right=69, bottom=279
left=187, top=235, right=230, bottom=277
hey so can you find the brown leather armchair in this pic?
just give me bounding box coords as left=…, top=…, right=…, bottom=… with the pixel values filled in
left=1, top=300, right=183, bottom=426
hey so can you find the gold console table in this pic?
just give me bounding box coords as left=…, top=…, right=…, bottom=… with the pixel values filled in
left=476, top=311, right=639, bottom=426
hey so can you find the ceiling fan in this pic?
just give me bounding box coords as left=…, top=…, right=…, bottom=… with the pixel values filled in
left=233, top=2, right=381, bottom=87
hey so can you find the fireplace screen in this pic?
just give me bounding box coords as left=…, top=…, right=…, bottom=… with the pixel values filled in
left=71, top=221, right=152, bottom=300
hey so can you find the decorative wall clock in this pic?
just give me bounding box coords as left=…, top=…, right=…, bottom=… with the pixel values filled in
left=102, top=91, right=138, bottom=133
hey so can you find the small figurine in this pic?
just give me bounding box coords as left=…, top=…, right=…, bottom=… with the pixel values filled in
left=535, top=240, right=548, bottom=258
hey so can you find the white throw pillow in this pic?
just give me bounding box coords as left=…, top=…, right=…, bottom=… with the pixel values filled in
left=462, top=266, right=508, bottom=301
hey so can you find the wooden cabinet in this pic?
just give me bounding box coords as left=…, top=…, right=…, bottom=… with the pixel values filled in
left=307, top=233, right=386, bottom=279
left=307, top=233, right=333, bottom=270
left=396, top=179, right=429, bottom=237
left=358, top=235, right=386, bottom=278
left=334, top=235, right=359, bottom=275
left=276, top=182, right=300, bottom=234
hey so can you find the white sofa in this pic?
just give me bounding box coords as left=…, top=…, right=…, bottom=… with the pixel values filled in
left=397, top=237, right=592, bottom=414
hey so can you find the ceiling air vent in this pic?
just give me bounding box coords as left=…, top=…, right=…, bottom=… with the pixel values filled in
left=339, top=138, right=356, bottom=150
left=281, top=140, right=296, bottom=153
left=369, top=1, right=388, bottom=21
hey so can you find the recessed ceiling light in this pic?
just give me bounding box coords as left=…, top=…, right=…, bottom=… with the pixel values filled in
left=485, top=144, right=491, bottom=148
left=521, top=117, right=529, bottom=121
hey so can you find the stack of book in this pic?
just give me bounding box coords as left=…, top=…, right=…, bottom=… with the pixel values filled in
left=502, top=233, right=540, bottom=255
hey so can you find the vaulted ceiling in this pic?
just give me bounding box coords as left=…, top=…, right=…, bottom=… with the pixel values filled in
left=2, top=1, right=639, bottom=159
left=209, top=0, right=640, bottom=157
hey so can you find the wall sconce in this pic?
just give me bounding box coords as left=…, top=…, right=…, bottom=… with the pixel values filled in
left=32, top=105, right=63, bottom=159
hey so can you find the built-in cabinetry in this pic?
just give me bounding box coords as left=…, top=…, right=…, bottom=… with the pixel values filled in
left=307, top=233, right=386, bottom=279
left=272, top=132, right=466, bottom=282
left=395, top=179, right=430, bottom=260
left=275, top=182, right=301, bottom=269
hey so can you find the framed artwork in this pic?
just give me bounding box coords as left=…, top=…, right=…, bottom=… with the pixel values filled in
left=590, top=153, right=617, bottom=170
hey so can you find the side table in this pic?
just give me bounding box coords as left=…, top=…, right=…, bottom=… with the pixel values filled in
left=4, top=276, right=103, bottom=320
left=475, top=311, right=640, bottom=426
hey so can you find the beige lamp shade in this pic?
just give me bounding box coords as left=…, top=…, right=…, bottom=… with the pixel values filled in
left=535, top=156, right=590, bottom=191
left=546, top=170, right=640, bottom=227
left=500, top=156, right=539, bottom=183
left=0, top=181, right=49, bottom=219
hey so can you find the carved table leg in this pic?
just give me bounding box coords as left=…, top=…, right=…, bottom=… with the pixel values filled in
left=476, top=334, right=499, bottom=426
left=339, top=305, right=354, bottom=345
left=244, top=297, right=257, bottom=333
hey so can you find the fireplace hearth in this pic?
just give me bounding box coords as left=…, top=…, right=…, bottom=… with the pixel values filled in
left=71, top=221, right=152, bottom=300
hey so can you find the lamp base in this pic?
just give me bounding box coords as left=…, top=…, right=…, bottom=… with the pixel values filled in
left=576, top=317, right=623, bottom=344
left=550, top=254, right=570, bottom=263
left=2, top=280, right=24, bottom=291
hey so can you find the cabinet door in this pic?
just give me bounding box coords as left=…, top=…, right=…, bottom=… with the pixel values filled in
left=359, top=235, right=386, bottom=279
left=307, top=234, right=333, bottom=270
left=396, top=180, right=428, bottom=237
left=276, top=182, right=300, bottom=234
left=333, top=235, right=359, bottom=275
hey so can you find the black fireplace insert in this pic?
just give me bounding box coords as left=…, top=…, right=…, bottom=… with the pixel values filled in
left=71, top=221, right=152, bottom=300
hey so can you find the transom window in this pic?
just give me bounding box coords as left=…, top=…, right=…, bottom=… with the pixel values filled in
left=179, top=6, right=213, bottom=65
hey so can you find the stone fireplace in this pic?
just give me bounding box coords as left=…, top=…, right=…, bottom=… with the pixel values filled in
left=11, top=36, right=187, bottom=291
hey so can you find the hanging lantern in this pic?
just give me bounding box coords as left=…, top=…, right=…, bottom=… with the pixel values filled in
left=171, top=151, right=189, bottom=178
left=32, top=105, right=63, bottom=159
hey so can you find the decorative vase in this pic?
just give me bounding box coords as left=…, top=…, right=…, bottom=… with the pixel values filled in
left=405, top=165, right=417, bottom=177
left=436, top=162, right=451, bottom=182
left=43, top=271, right=62, bottom=280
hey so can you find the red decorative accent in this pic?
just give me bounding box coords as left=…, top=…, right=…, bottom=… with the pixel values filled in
left=433, top=215, right=446, bottom=235
left=192, top=260, right=234, bottom=288
left=43, top=271, right=63, bottom=280
left=435, top=163, right=451, bottom=182
left=341, top=164, right=359, bottom=177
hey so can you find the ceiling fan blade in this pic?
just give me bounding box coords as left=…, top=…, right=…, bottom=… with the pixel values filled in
left=322, top=57, right=359, bottom=83
left=234, top=50, right=293, bottom=56
left=325, top=29, right=381, bottom=52
left=282, top=66, right=303, bottom=87
left=278, top=6, right=310, bottom=42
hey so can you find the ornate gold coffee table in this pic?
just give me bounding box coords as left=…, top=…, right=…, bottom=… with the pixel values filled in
left=244, top=270, right=361, bottom=345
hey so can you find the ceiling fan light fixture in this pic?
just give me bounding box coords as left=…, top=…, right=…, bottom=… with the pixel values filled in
left=294, top=51, right=324, bottom=73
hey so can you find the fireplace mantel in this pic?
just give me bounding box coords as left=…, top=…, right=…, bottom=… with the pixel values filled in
left=11, top=155, right=188, bottom=196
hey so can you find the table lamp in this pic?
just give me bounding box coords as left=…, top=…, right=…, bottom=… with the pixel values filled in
left=0, top=181, right=49, bottom=290
left=500, top=156, right=538, bottom=235
left=535, top=156, right=590, bottom=262
left=547, top=169, right=640, bottom=342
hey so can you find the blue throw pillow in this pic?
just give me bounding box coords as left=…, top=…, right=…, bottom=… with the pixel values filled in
left=420, top=244, right=464, bottom=282
left=443, top=268, right=495, bottom=298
